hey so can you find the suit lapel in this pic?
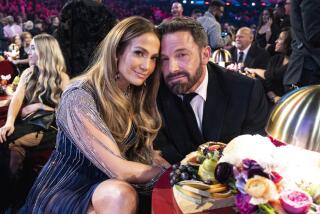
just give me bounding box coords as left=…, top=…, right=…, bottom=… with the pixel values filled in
left=202, top=64, right=229, bottom=142
left=159, top=86, right=201, bottom=154
left=244, top=46, right=255, bottom=68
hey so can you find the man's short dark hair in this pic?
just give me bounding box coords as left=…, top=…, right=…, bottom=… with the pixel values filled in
left=210, top=0, right=224, bottom=8
left=157, top=17, right=208, bottom=48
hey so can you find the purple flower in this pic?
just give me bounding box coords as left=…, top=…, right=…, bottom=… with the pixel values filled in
left=242, top=159, right=269, bottom=179
left=235, top=193, right=257, bottom=214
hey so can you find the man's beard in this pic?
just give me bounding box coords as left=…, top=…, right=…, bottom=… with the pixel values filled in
left=165, top=65, right=203, bottom=95
left=215, top=15, right=221, bottom=23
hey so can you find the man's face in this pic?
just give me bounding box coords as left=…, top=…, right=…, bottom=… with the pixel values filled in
left=171, top=3, right=183, bottom=17
left=235, top=29, right=253, bottom=51
left=160, top=31, right=209, bottom=95
left=214, top=6, right=224, bottom=21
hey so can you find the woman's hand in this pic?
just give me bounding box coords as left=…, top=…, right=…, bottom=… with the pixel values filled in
left=0, top=123, right=15, bottom=143
left=272, top=96, right=281, bottom=103
left=21, top=103, right=43, bottom=118
left=153, top=150, right=171, bottom=169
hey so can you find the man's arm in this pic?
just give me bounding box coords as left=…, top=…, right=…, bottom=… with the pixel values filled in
left=300, top=0, right=320, bottom=47
left=153, top=128, right=184, bottom=165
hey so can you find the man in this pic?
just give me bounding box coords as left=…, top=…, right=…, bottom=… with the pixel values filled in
left=197, top=0, right=230, bottom=50
left=191, top=8, right=202, bottom=20
left=283, top=0, right=320, bottom=91
left=56, top=0, right=117, bottom=78
left=162, top=2, right=184, bottom=22
left=155, top=17, right=270, bottom=164
left=228, top=27, right=270, bottom=76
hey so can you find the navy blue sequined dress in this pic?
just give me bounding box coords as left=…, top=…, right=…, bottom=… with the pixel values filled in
left=19, top=81, right=137, bottom=214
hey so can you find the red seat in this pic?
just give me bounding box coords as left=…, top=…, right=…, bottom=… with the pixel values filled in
left=0, top=60, right=18, bottom=84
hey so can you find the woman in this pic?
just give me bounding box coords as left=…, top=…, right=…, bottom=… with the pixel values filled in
left=14, top=31, right=33, bottom=73
left=265, top=28, right=292, bottom=103
left=18, top=16, right=169, bottom=214
left=0, top=33, right=69, bottom=175
left=256, top=9, right=280, bottom=52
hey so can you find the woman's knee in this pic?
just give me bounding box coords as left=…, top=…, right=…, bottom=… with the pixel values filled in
left=92, top=179, right=138, bottom=207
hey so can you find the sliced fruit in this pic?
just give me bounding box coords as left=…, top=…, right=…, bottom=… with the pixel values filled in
left=211, top=190, right=233, bottom=199
left=207, top=184, right=228, bottom=193
left=178, top=180, right=210, bottom=190
left=174, top=185, right=202, bottom=200
left=181, top=185, right=211, bottom=198
left=280, top=189, right=312, bottom=214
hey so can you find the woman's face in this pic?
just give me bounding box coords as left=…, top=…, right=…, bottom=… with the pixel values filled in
left=14, top=35, right=22, bottom=47
left=262, top=10, right=270, bottom=23
left=117, top=32, right=160, bottom=88
left=275, top=31, right=286, bottom=53
left=24, top=34, right=32, bottom=46
left=27, top=39, right=39, bottom=66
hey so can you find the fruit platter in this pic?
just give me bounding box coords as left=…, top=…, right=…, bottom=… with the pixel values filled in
left=169, top=141, right=235, bottom=213
left=169, top=135, right=320, bottom=214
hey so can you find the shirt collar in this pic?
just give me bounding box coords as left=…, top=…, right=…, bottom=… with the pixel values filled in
left=194, top=67, right=208, bottom=101
left=238, top=44, right=251, bottom=56
left=177, top=67, right=208, bottom=101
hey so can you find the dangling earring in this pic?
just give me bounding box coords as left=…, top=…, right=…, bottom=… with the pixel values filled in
left=114, top=72, right=120, bottom=81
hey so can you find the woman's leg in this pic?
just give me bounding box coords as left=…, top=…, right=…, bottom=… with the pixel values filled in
left=9, top=131, right=43, bottom=174
left=89, top=179, right=138, bottom=214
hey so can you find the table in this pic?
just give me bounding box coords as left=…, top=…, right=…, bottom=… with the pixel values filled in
left=152, top=169, right=236, bottom=214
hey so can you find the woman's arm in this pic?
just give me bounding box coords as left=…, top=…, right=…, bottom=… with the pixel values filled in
left=58, top=87, right=168, bottom=184
left=244, top=68, right=266, bottom=79
left=0, top=70, right=28, bottom=143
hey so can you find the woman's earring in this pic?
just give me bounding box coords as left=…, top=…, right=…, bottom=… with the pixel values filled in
left=114, top=72, right=120, bottom=81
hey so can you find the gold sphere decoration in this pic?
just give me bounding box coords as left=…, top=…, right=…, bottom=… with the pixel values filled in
left=266, top=85, right=320, bottom=152
left=210, top=48, right=232, bottom=67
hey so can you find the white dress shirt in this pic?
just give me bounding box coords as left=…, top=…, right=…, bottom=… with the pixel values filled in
left=187, top=68, right=208, bottom=132
left=237, top=44, right=251, bottom=63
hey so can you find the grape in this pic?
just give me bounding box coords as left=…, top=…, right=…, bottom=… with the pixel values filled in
left=170, top=179, right=176, bottom=186
left=174, top=169, right=181, bottom=175
left=179, top=165, right=187, bottom=172
left=192, top=174, right=199, bottom=180
left=203, top=148, right=209, bottom=156
left=181, top=172, right=190, bottom=180
left=172, top=164, right=179, bottom=170
left=187, top=166, right=195, bottom=173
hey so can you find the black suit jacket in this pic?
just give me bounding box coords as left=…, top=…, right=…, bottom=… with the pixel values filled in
left=230, top=43, right=270, bottom=70
left=154, top=62, right=270, bottom=164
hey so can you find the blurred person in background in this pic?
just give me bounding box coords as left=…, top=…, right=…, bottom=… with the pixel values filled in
left=0, top=34, right=69, bottom=179
left=228, top=27, right=270, bottom=74
left=162, top=2, right=184, bottom=22
left=264, top=28, right=292, bottom=103
left=57, top=0, right=117, bottom=78
left=191, top=8, right=202, bottom=20
left=197, top=0, right=231, bottom=51
left=13, top=32, right=32, bottom=72
left=283, top=0, right=320, bottom=90
left=3, top=16, right=22, bottom=41
left=256, top=9, right=280, bottom=54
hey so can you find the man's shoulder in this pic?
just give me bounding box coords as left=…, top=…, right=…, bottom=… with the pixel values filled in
left=208, top=62, right=254, bottom=86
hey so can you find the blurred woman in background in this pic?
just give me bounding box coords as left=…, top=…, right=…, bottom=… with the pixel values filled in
left=0, top=33, right=69, bottom=175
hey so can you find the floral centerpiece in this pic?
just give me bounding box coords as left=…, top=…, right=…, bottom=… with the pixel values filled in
left=217, top=135, right=320, bottom=214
